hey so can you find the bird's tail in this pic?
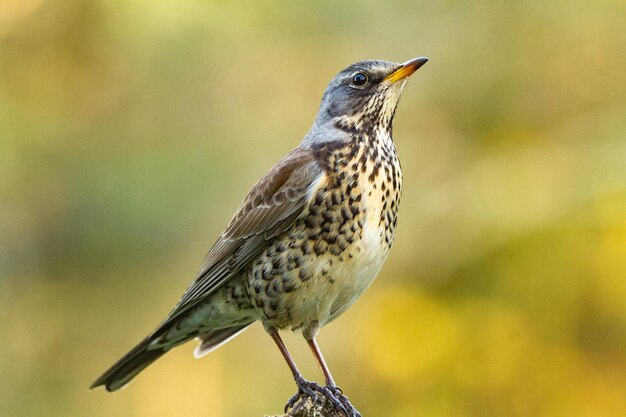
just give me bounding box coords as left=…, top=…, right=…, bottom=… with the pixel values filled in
left=90, top=335, right=169, bottom=392
left=91, top=324, right=252, bottom=391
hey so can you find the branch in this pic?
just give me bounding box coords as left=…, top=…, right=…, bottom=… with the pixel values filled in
left=265, top=391, right=361, bottom=417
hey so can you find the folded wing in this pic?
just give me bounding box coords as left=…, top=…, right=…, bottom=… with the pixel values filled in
left=162, top=147, right=324, bottom=327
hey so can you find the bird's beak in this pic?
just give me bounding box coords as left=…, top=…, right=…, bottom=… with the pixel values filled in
left=384, top=57, right=429, bottom=83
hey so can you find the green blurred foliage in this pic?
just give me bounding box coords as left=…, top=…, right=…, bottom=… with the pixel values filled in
left=1, top=0, right=625, bottom=416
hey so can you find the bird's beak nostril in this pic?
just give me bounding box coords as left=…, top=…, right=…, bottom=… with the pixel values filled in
left=384, top=57, right=429, bottom=83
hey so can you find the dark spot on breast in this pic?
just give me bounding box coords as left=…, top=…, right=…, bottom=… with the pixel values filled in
left=325, top=232, right=338, bottom=245
left=314, top=240, right=328, bottom=255
left=299, top=267, right=313, bottom=281
left=282, top=276, right=298, bottom=292
left=272, top=257, right=284, bottom=273
left=305, top=216, right=320, bottom=229
left=261, top=265, right=272, bottom=280
left=329, top=245, right=342, bottom=255
left=302, top=240, right=314, bottom=255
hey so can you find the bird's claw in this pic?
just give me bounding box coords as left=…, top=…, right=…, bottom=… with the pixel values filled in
left=326, top=385, right=361, bottom=417
left=285, top=377, right=360, bottom=417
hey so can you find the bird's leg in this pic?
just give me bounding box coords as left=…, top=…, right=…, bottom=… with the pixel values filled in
left=270, top=331, right=353, bottom=416
left=307, top=337, right=336, bottom=387
left=269, top=331, right=318, bottom=412
left=270, top=330, right=304, bottom=385
left=305, top=336, right=361, bottom=417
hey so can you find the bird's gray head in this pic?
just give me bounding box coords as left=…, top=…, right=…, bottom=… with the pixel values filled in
left=304, top=57, right=428, bottom=145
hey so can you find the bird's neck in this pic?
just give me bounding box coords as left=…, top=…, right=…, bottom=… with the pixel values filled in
left=302, top=108, right=398, bottom=154
left=308, top=118, right=399, bottom=178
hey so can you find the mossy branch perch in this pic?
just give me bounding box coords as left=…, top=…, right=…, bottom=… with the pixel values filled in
left=266, top=392, right=361, bottom=417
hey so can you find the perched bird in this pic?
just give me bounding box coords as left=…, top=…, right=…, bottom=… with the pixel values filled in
left=92, top=57, right=428, bottom=415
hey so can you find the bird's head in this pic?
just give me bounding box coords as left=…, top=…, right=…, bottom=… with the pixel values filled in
left=305, top=57, right=428, bottom=144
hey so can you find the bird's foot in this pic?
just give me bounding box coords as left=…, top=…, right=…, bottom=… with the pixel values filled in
left=325, top=386, right=361, bottom=417
left=285, top=376, right=327, bottom=413
left=285, top=376, right=360, bottom=417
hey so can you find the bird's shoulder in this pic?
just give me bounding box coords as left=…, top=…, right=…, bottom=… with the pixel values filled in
left=207, top=146, right=325, bottom=259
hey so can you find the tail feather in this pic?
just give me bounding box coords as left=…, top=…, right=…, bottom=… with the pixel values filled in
left=90, top=336, right=169, bottom=392
left=194, top=324, right=252, bottom=358
left=91, top=323, right=254, bottom=391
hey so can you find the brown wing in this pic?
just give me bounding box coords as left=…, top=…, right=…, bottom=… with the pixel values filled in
left=162, top=147, right=324, bottom=324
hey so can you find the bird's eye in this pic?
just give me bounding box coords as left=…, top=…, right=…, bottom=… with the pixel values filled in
left=352, top=73, right=368, bottom=87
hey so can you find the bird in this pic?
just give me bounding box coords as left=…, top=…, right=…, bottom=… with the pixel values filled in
left=91, top=56, right=428, bottom=415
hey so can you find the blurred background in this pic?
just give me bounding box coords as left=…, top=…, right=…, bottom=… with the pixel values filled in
left=1, top=0, right=625, bottom=416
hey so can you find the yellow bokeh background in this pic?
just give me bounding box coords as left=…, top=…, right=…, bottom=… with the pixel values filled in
left=1, top=0, right=625, bottom=416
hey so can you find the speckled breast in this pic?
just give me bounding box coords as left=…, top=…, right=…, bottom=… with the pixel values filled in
left=246, top=134, right=402, bottom=335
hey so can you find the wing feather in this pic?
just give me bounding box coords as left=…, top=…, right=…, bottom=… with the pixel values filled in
left=159, top=147, right=324, bottom=326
